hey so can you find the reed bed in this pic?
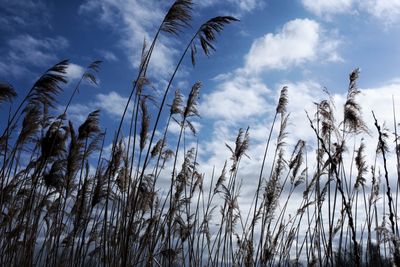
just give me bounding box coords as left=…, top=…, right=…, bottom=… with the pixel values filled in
left=1, top=1, right=399, bottom=266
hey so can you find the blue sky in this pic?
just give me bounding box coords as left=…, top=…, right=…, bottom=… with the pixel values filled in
left=5, top=1, right=400, bottom=260
left=2, top=0, right=400, bottom=121
left=2, top=0, right=400, bottom=202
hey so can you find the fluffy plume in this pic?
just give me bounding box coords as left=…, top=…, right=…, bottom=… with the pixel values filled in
left=41, top=120, right=68, bottom=159
left=16, top=106, right=41, bottom=145
left=191, top=16, right=239, bottom=65
left=140, top=98, right=150, bottom=152
left=183, top=81, right=201, bottom=118
left=170, top=89, right=183, bottom=115
left=277, top=114, right=289, bottom=149
left=65, top=121, right=81, bottom=194
left=264, top=149, right=284, bottom=221
left=161, top=0, right=193, bottom=35
left=214, top=161, right=227, bottom=193
left=0, top=83, right=17, bottom=104
left=91, top=172, right=105, bottom=208
left=43, top=159, right=65, bottom=190
left=288, top=140, right=305, bottom=184
left=151, top=138, right=165, bottom=158
left=276, top=86, right=288, bottom=114
left=344, top=68, right=367, bottom=133
left=226, top=127, right=250, bottom=172
left=25, top=60, right=68, bottom=109
left=78, top=110, right=101, bottom=140
left=83, top=60, right=102, bottom=86
left=354, top=141, right=367, bottom=189
left=317, top=99, right=335, bottom=139
left=181, top=81, right=201, bottom=135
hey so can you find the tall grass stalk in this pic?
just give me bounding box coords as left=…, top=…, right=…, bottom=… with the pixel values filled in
left=1, top=3, right=400, bottom=267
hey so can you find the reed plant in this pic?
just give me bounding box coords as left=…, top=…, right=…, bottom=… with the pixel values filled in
left=1, top=1, right=400, bottom=266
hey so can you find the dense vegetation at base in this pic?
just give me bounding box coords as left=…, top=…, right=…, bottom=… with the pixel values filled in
left=1, top=1, right=400, bottom=266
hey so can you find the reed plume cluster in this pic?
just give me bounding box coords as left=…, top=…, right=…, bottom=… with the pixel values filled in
left=1, top=1, right=400, bottom=266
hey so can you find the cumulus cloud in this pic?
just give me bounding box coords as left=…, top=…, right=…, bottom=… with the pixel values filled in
left=200, top=72, right=270, bottom=121
left=200, top=18, right=342, bottom=130
left=244, top=19, right=341, bottom=72
left=197, top=78, right=400, bottom=230
left=270, top=79, right=400, bottom=164
left=197, top=15, right=397, bottom=222
left=245, top=19, right=319, bottom=71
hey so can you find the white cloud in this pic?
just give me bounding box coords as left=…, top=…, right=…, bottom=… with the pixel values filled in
left=0, top=34, right=69, bottom=77
left=8, top=35, right=68, bottom=66
left=301, top=0, right=355, bottom=16
left=66, top=63, right=85, bottom=81
left=244, top=19, right=340, bottom=72
left=197, top=78, right=400, bottom=234
left=79, top=0, right=263, bottom=78
left=269, top=79, right=400, bottom=181
left=79, top=0, right=173, bottom=77
left=200, top=71, right=270, bottom=121
left=282, top=81, right=327, bottom=141
left=201, top=18, right=342, bottom=126
left=301, top=0, right=400, bottom=25
left=0, top=0, right=50, bottom=32
left=362, top=0, right=400, bottom=25
left=66, top=62, right=101, bottom=86
left=196, top=0, right=265, bottom=17
left=320, top=38, right=344, bottom=62
left=168, top=119, right=202, bottom=137
left=0, top=61, right=26, bottom=78
left=67, top=103, right=92, bottom=123
left=66, top=91, right=131, bottom=123
left=97, top=50, right=118, bottom=62
left=95, top=91, right=130, bottom=118
left=228, top=0, right=264, bottom=15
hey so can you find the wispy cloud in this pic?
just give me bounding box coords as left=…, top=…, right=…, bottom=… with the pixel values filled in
left=95, top=91, right=130, bottom=117
left=8, top=35, right=68, bottom=66
left=301, top=0, right=355, bottom=17
left=66, top=63, right=85, bottom=81
left=97, top=49, right=119, bottom=62
left=0, top=34, right=69, bottom=77
left=78, top=0, right=264, bottom=79
left=67, top=91, right=132, bottom=123
left=362, top=0, right=400, bottom=25
left=0, top=0, right=50, bottom=32
left=198, top=0, right=266, bottom=17
left=301, top=0, right=400, bottom=25
left=79, top=0, right=174, bottom=77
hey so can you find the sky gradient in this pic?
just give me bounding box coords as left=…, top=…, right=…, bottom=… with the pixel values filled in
left=2, top=0, right=400, bottom=221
